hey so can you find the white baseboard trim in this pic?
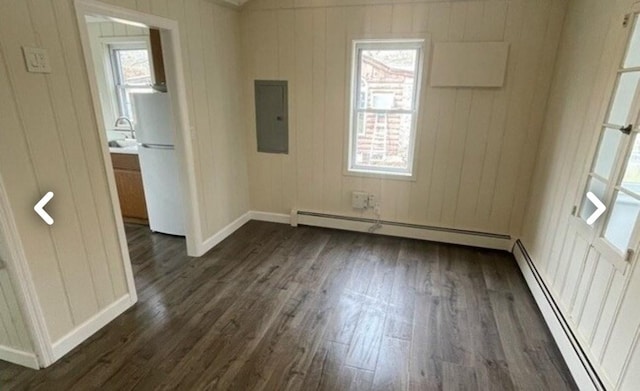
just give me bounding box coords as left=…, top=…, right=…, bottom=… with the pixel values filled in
left=0, top=345, right=39, bottom=369
left=512, top=240, right=605, bottom=391
left=196, top=212, right=252, bottom=256
left=294, top=210, right=512, bottom=251
left=50, top=294, right=135, bottom=361
left=249, top=211, right=291, bottom=224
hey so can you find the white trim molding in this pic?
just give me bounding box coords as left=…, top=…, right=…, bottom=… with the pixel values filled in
left=196, top=212, right=252, bottom=256
left=512, top=240, right=605, bottom=391
left=291, top=210, right=512, bottom=251
left=51, top=294, right=135, bottom=360
left=250, top=211, right=291, bottom=225
left=0, top=346, right=39, bottom=370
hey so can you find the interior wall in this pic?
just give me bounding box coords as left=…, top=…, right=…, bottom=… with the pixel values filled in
left=521, top=0, right=640, bottom=388
left=241, top=0, right=566, bottom=237
left=0, top=235, right=33, bottom=355
left=0, top=0, right=249, bottom=357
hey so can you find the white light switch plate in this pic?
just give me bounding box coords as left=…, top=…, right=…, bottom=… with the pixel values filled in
left=22, top=46, right=51, bottom=73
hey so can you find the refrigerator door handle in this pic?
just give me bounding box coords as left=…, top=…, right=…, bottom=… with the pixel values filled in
left=140, top=143, right=175, bottom=150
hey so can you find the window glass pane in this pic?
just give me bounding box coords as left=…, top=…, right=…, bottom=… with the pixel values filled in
left=354, top=112, right=413, bottom=170
left=116, top=49, right=152, bottom=85
left=580, top=177, right=607, bottom=222
left=359, top=49, right=417, bottom=110
left=372, top=92, right=394, bottom=109
left=624, top=15, right=640, bottom=69
left=604, top=191, right=640, bottom=251
left=607, top=71, right=640, bottom=126
left=622, top=134, right=640, bottom=195
left=593, top=127, right=623, bottom=180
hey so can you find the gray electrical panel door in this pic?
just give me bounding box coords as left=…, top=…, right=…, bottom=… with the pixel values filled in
left=255, top=80, right=288, bottom=154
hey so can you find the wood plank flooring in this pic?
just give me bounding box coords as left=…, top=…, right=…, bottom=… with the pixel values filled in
left=0, top=221, right=576, bottom=390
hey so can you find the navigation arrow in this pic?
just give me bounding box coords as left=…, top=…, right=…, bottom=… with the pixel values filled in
left=34, top=192, right=54, bottom=225
left=586, top=191, right=606, bottom=225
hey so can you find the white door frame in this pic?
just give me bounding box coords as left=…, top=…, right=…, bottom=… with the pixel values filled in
left=73, top=0, right=204, bottom=289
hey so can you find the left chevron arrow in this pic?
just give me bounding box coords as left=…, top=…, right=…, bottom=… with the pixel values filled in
left=34, top=192, right=54, bottom=225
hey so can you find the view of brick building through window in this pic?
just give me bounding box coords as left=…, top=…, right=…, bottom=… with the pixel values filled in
left=354, top=49, right=418, bottom=171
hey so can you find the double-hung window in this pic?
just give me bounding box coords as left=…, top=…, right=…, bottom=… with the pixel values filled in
left=348, top=40, right=425, bottom=177
left=108, top=42, right=153, bottom=123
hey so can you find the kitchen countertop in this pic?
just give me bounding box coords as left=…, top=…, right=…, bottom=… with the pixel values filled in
left=109, top=146, right=139, bottom=155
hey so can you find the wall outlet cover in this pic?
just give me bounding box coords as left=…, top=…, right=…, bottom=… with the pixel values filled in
left=352, top=191, right=369, bottom=209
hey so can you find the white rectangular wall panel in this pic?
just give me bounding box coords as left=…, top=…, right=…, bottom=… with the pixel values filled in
left=430, top=42, right=509, bottom=87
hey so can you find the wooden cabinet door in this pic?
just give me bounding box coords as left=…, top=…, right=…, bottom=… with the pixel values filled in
left=113, top=168, right=148, bottom=221
left=111, top=153, right=148, bottom=223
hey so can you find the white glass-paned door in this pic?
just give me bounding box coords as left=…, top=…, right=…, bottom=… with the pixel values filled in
left=578, top=13, right=640, bottom=269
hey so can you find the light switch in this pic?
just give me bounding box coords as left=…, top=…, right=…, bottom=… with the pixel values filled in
left=22, top=46, right=51, bottom=74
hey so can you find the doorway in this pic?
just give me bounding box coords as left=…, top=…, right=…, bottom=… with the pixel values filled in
left=74, top=1, right=203, bottom=287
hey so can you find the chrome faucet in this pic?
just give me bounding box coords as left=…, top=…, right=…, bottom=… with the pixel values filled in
left=114, top=117, right=135, bottom=139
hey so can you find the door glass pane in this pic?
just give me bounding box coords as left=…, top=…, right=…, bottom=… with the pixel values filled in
left=580, top=177, right=608, bottom=222
left=604, top=190, right=640, bottom=251
left=593, top=127, right=623, bottom=180
left=607, top=71, right=640, bottom=126
left=622, top=134, right=640, bottom=194
left=624, top=15, right=640, bottom=69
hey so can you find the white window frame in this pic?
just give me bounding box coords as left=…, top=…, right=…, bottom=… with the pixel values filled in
left=347, top=39, right=425, bottom=179
left=101, top=37, right=153, bottom=127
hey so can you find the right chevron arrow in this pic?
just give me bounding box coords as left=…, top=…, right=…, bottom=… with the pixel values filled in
left=586, top=191, right=607, bottom=226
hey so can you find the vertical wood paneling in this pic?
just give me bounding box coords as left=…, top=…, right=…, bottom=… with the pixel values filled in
left=591, top=271, right=625, bottom=358
left=0, top=0, right=249, bottom=353
left=569, top=249, right=597, bottom=323
left=243, top=0, right=564, bottom=236
left=619, top=332, right=640, bottom=390
left=601, top=259, right=640, bottom=385
left=1, top=0, right=100, bottom=328
left=520, top=0, right=640, bottom=387
left=322, top=7, right=346, bottom=214
left=0, top=269, right=33, bottom=352
left=578, top=259, right=614, bottom=342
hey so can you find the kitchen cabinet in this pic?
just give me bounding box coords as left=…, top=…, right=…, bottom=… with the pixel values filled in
left=110, top=152, right=148, bottom=224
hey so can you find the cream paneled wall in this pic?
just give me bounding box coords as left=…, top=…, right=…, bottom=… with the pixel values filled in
left=0, top=0, right=248, bottom=356
left=522, top=0, right=640, bottom=388
left=0, top=236, right=33, bottom=354
left=242, top=0, right=566, bottom=236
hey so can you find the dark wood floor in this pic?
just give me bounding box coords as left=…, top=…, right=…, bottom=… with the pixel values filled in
left=0, top=221, right=576, bottom=390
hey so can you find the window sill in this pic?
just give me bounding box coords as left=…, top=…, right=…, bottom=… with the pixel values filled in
left=344, top=168, right=416, bottom=182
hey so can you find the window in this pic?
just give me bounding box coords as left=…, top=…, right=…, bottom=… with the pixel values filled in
left=348, top=40, right=424, bottom=177
left=108, top=43, right=153, bottom=123
left=372, top=92, right=395, bottom=109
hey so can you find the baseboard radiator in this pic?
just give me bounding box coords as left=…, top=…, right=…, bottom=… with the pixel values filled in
left=292, top=210, right=512, bottom=251
left=513, top=240, right=606, bottom=391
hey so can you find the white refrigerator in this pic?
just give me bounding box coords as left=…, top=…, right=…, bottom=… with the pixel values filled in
left=132, top=92, right=186, bottom=236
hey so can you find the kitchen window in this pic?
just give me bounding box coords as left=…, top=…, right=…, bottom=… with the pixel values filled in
left=108, top=42, right=153, bottom=122
left=348, top=40, right=424, bottom=177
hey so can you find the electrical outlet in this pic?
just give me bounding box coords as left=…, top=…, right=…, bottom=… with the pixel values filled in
left=352, top=191, right=369, bottom=209
left=367, top=194, right=376, bottom=208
